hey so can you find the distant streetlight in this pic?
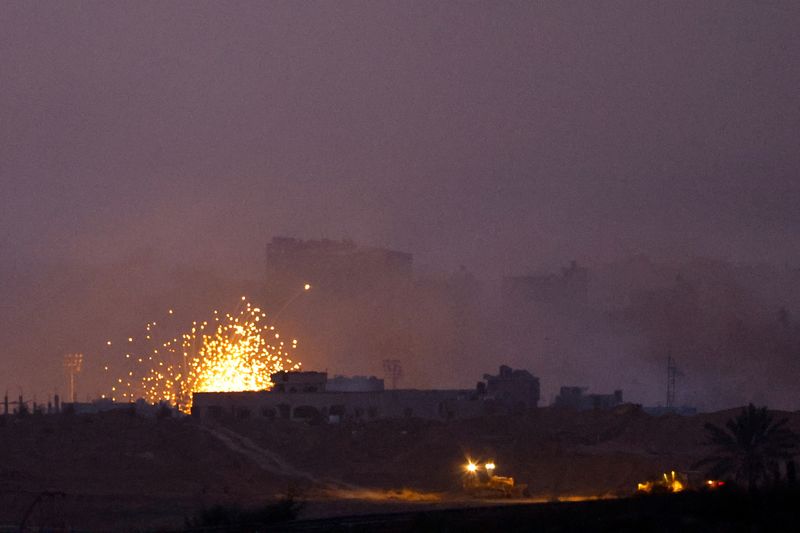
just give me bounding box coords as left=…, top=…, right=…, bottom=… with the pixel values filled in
left=63, top=353, right=83, bottom=403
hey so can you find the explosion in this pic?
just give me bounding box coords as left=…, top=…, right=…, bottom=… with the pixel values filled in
left=636, top=471, right=685, bottom=494
left=104, top=297, right=301, bottom=412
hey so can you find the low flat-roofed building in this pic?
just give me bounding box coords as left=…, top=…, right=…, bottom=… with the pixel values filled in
left=192, top=365, right=540, bottom=423
left=192, top=388, right=480, bottom=422
left=554, top=386, right=623, bottom=410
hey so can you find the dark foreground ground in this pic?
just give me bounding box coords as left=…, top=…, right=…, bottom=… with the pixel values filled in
left=2, top=407, right=799, bottom=530
left=227, top=490, right=800, bottom=533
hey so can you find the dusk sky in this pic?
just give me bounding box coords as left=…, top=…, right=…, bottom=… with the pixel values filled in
left=2, top=2, right=800, bottom=404
left=2, top=1, right=799, bottom=278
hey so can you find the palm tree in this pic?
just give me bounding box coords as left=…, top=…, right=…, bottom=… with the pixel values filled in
left=697, top=404, right=798, bottom=491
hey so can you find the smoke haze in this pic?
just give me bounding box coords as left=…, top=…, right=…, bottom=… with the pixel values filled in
left=1, top=1, right=799, bottom=409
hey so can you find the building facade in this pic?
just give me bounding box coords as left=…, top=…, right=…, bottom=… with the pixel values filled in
left=192, top=365, right=539, bottom=423
left=553, top=386, right=623, bottom=410
left=266, top=237, right=412, bottom=296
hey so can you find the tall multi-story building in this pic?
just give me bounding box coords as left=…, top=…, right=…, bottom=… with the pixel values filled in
left=266, top=237, right=412, bottom=296
left=263, top=237, right=415, bottom=382
left=502, top=260, right=589, bottom=308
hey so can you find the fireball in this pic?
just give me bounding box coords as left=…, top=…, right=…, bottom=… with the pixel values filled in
left=105, top=297, right=301, bottom=412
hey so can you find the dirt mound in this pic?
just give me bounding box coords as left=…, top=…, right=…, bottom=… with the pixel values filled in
left=2, top=406, right=799, bottom=529
left=0, top=411, right=292, bottom=529
left=221, top=405, right=800, bottom=497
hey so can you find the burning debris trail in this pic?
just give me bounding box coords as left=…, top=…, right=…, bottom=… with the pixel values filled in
left=104, top=297, right=302, bottom=412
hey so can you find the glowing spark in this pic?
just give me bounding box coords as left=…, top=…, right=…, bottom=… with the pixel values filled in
left=105, top=297, right=302, bottom=412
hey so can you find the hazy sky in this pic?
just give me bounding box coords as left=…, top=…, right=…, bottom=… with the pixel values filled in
left=2, top=2, right=800, bottom=406
left=2, top=1, right=799, bottom=279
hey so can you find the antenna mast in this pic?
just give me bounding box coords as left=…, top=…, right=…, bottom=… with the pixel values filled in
left=666, top=354, right=678, bottom=408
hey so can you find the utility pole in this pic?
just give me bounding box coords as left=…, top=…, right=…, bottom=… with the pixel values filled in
left=382, top=359, right=403, bottom=390
left=666, top=354, right=678, bottom=408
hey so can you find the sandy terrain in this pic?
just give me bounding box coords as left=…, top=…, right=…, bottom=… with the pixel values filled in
left=1, top=405, right=798, bottom=530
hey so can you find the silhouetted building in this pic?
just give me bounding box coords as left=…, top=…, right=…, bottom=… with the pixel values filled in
left=271, top=371, right=328, bottom=393
left=61, top=398, right=159, bottom=416
left=483, top=365, right=540, bottom=408
left=193, top=365, right=541, bottom=422
left=263, top=237, right=416, bottom=386
left=266, top=237, right=412, bottom=295
left=327, top=375, right=385, bottom=392
left=502, top=260, right=588, bottom=308
left=554, top=386, right=623, bottom=410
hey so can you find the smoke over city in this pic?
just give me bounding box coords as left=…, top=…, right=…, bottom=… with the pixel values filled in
left=2, top=1, right=799, bottom=411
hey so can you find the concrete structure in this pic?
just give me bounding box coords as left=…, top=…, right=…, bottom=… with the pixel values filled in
left=271, top=371, right=327, bottom=393
left=266, top=237, right=412, bottom=295
left=327, top=375, right=384, bottom=392
left=192, top=365, right=539, bottom=423
left=502, top=260, right=589, bottom=307
left=483, top=365, right=540, bottom=409
left=193, top=388, right=481, bottom=423
left=263, top=237, right=417, bottom=387
left=553, top=386, right=623, bottom=410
